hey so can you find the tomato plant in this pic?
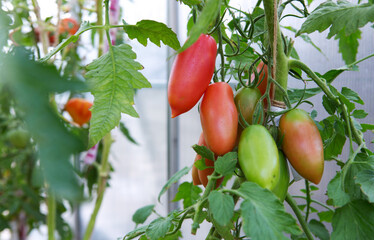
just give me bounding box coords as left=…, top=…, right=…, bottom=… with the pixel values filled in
left=279, top=108, right=324, bottom=184
left=234, top=86, right=262, bottom=127
left=200, top=82, right=238, bottom=156
left=168, top=34, right=217, bottom=118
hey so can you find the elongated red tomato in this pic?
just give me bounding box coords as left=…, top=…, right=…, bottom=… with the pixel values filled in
left=200, top=82, right=238, bottom=156
left=193, top=133, right=223, bottom=188
left=279, top=109, right=324, bottom=184
left=168, top=34, right=217, bottom=118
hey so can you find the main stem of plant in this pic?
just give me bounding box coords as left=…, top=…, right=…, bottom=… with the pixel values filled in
left=83, top=134, right=112, bottom=240
left=47, top=189, right=56, bottom=240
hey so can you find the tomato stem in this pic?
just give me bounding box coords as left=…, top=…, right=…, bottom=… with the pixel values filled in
left=47, top=189, right=56, bottom=240
left=285, top=193, right=315, bottom=240
left=83, top=133, right=113, bottom=240
left=292, top=196, right=334, bottom=211
left=304, top=180, right=311, bottom=222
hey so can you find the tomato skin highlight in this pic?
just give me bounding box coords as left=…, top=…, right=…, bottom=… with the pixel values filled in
left=65, top=98, right=93, bottom=126
left=234, top=87, right=262, bottom=127
left=200, top=82, right=238, bottom=156
left=271, top=151, right=290, bottom=201
left=194, top=133, right=223, bottom=188
left=238, top=125, right=280, bottom=190
left=168, top=34, right=217, bottom=118
left=279, top=109, right=324, bottom=184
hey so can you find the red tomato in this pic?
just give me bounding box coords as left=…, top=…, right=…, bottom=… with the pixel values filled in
left=58, top=18, right=79, bottom=35
left=34, top=27, right=56, bottom=45
left=194, top=133, right=223, bottom=188
left=251, top=61, right=273, bottom=106
left=65, top=98, right=93, bottom=126
left=279, top=109, right=324, bottom=184
left=200, top=82, right=238, bottom=156
left=168, top=34, right=217, bottom=118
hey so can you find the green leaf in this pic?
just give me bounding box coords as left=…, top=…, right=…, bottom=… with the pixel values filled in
left=123, top=20, right=180, bottom=50
left=2, top=48, right=85, bottom=201
left=192, top=144, right=215, bottom=161
left=341, top=87, right=364, bottom=104
left=322, top=95, right=337, bottom=114
left=132, top=204, right=155, bottom=225
left=177, top=0, right=202, bottom=7
left=0, top=9, right=12, bottom=48
left=287, top=87, right=321, bottom=104
left=319, top=117, right=346, bottom=160
left=173, top=182, right=202, bottom=208
left=208, top=191, right=234, bottom=226
left=86, top=44, right=151, bottom=147
left=355, top=169, right=374, bottom=203
left=119, top=122, right=138, bottom=145
left=308, top=219, right=330, bottom=240
left=335, top=29, right=361, bottom=65
left=158, top=166, right=192, bottom=202
left=283, top=26, right=323, bottom=55
left=327, top=172, right=350, bottom=207
left=318, top=210, right=334, bottom=223
left=146, top=217, right=172, bottom=240
left=238, top=182, right=301, bottom=239
left=331, top=200, right=374, bottom=240
left=297, top=0, right=374, bottom=38
left=194, top=158, right=210, bottom=170
left=352, top=109, right=368, bottom=119
left=215, top=152, right=238, bottom=176
left=361, top=123, right=374, bottom=132
left=178, top=0, right=221, bottom=52
left=123, top=225, right=147, bottom=240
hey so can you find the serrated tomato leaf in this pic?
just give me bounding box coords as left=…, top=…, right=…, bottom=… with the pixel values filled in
left=173, top=182, right=202, bottom=208
left=86, top=43, right=151, bottom=147
left=208, top=191, right=234, bottom=226
left=331, top=200, right=374, bottom=240
left=123, top=20, right=180, bottom=50
left=215, top=152, right=238, bottom=176
left=132, top=204, right=155, bottom=225
left=146, top=217, right=172, bottom=240
left=355, top=169, right=374, bottom=203
left=238, top=182, right=301, bottom=239
left=158, top=166, right=191, bottom=202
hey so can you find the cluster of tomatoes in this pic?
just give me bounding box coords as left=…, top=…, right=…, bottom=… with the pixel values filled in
left=168, top=34, right=324, bottom=201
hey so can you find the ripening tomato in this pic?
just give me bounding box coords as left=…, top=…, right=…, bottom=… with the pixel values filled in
left=251, top=61, right=273, bottom=106
left=279, top=109, right=324, bottom=184
left=65, top=98, right=93, bottom=126
left=168, top=34, right=217, bottom=118
left=271, top=151, right=290, bottom=201
left=234, top=86, right=262, bottom=127
left=58, top=18, right=79, bottom=35
left=193, top=133, right=223, bottom=188
left=7, top=128, right=30, bottom=149
left=200, top=82, right=238, bottom=156
left=238, top=125, right=280, bottom=190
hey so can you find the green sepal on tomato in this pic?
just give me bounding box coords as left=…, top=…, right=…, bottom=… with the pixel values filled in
left=192, top=133, right=223, bottom=188
left=200, top=82, right=238, bottom=156
left=279, top=109, right=324, bottom=184
left=168, top=34, right=217, bottom=118
left=238, top=125, right=280, bottom=190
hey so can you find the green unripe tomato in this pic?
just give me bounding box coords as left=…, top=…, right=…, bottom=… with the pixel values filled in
left=271, top=151, right=290, bottom=201
left=234, top=87, right=262, bottom=127
left=238, top=125, right=280, bottom=190
left=7, top=128, right=30, bottom=149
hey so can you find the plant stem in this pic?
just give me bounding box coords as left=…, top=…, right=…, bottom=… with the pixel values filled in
left=96, top=0, right=104, bottom=57
left=262, top=0, right=289, bottom=101
left=304, top=180, right=311, bottom=222
left=285, top=193, right=314, bottom=240
left=191, top=172, right=218, bottom=235
left=217, top=18, right=225, bottom=82
left=82, top=134, right=113, bottom=240
left=292, top=196, right=334, bottom=211
left=47, top=190, right=56, bottom=240
left=31, top=0, right=49, bottom=55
